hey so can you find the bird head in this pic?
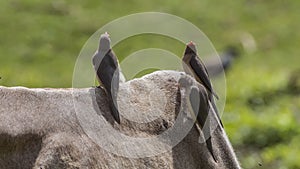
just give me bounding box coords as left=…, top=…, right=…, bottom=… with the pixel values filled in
left=185, top=41, right=197, bottom=56
left=99, top=32, right=111, bottom=52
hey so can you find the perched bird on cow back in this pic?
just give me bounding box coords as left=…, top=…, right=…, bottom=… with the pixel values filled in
left=182, top=42, right=225, bottom=162
left=182, top=41, right=223, bottom=128
left=92, top=32, right=121, bottom=124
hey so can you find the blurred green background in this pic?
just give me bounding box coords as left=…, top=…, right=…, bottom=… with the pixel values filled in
left=0, top=0, right=299, bottom=168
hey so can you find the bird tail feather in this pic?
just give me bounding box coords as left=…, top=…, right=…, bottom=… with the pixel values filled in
left=109, top=98, right=120, bottom=124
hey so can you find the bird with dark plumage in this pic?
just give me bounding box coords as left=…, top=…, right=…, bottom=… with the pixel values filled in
left=182, top=42, right=219, bottom=99
left=92, top=32, right=121, bottom=124
left=182, top=42, right=227, bottom=162
left=182, top=42, right=223, bottom=128
left=188, top=85, right=217, bottom=162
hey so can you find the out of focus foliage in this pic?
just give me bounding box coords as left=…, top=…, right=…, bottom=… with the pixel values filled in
left=0, top=0, right=299, bottom=168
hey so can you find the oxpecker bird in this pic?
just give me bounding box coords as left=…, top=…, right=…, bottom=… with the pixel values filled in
left=92, top=32, right=121, bottom=124
left=189, top=85, right=217, bottom=162
left=182, top=42, right=223, bottom=127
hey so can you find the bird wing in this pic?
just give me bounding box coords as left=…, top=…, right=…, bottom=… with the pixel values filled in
left=190, top=56, right=219, bottom=100
left=189, top=86, right=217, bottom=162
left=97, top=50, right=120, bottom=124
left=189, top=86, right=208, bottom=128
left=190, top=57, right=223, bottom=127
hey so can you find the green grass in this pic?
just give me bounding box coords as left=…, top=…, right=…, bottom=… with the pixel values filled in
left=0, top=0, right=299, bottom=168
